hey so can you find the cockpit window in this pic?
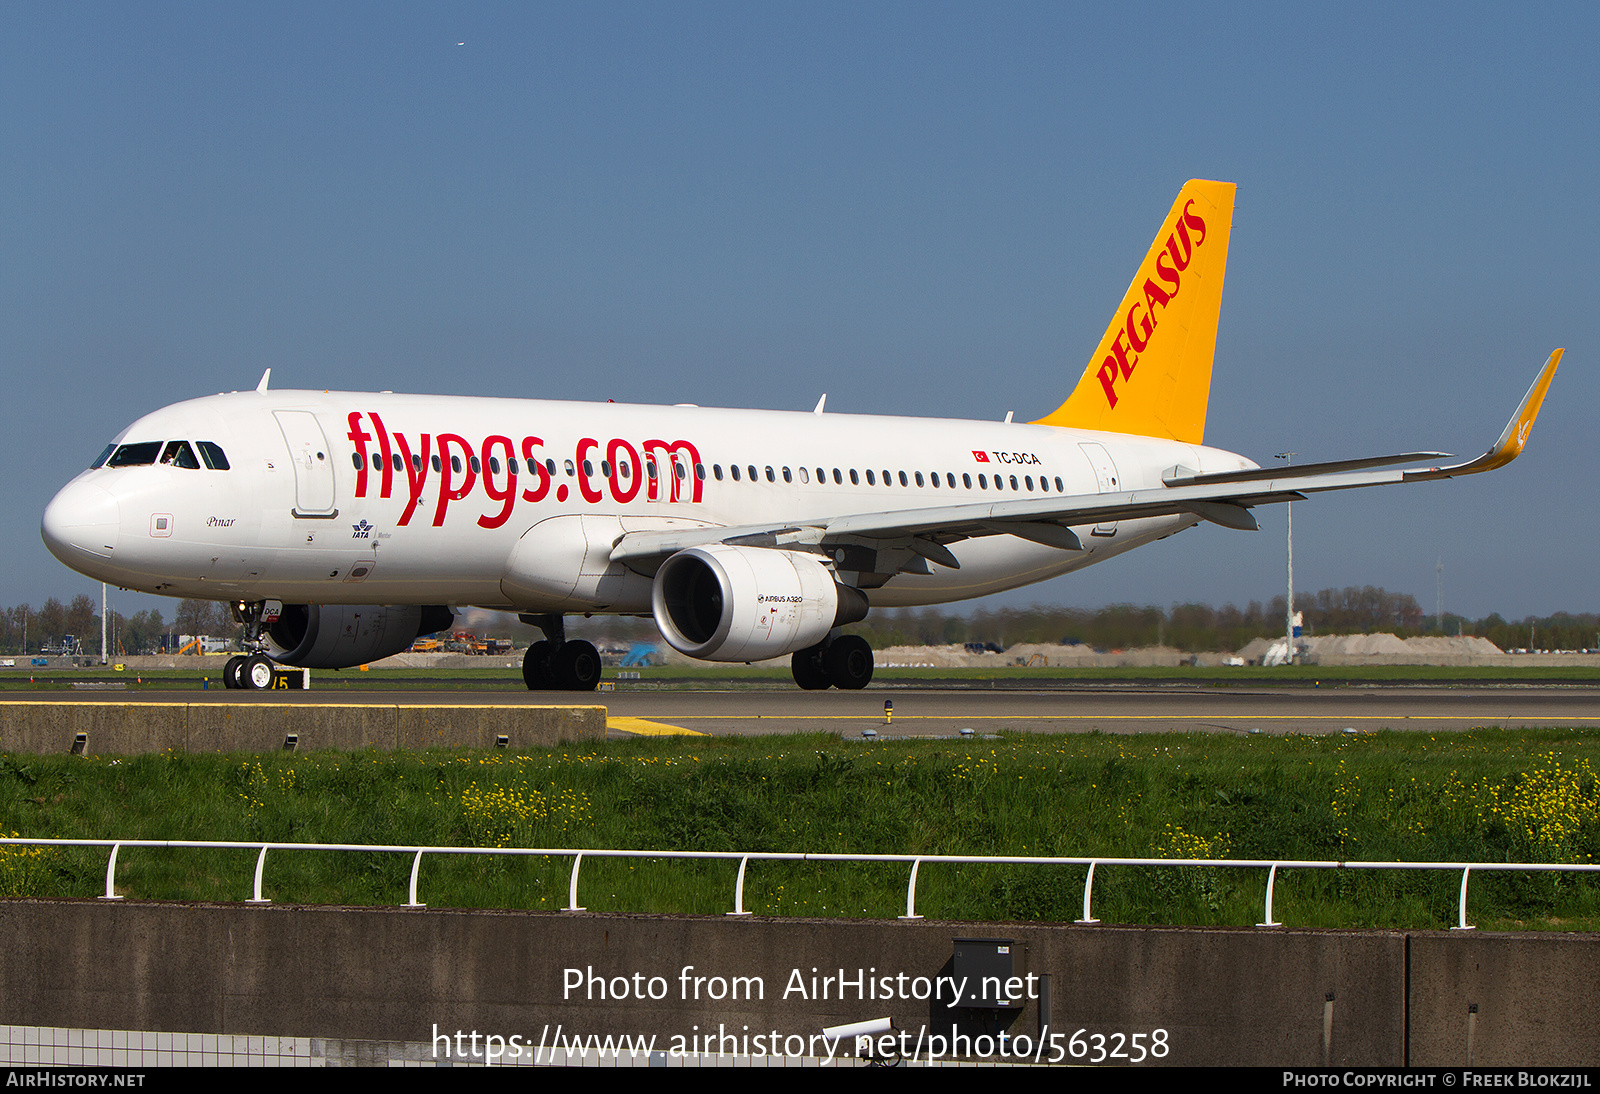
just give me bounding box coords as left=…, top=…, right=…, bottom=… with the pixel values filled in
left=90, top=444, right=115, bottom=469
left=159, top=441, right=201, bottom=469
left=197, top=441, right=230, bottom=470
left=108, top=442, right=162, bottom=467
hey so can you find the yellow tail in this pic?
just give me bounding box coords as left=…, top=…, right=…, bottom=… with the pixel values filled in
left=1033, top=179, right=1236, bottom=444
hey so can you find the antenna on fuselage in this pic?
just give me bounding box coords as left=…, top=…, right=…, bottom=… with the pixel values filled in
left=813, top=394, right=826, bottom=415
left=256, top=368, right=272, bottom=393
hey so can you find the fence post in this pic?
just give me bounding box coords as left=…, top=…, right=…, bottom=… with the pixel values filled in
left=248, top=845, right=271, bottom=904
left=728, top=855, right=751, bottom=916
left=1257, top=863, right=1283, bottom=927
left=1076, top=861, right=1099, bottom=924
left=1453, top=867, right=1475, bottom=931
left=566, top=852, right=586, bottom=912
left=100, top=843, right=123, bottom=901
left=900, top=857, right=923, bottom=920
left=406, top=850, right=427, bottom=908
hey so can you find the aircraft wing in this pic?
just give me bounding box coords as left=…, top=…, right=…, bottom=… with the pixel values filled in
left=610, top=350, right=1561, bottom=570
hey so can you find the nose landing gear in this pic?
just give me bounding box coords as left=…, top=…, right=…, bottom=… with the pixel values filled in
left=223, top=601, right=278, bottom=690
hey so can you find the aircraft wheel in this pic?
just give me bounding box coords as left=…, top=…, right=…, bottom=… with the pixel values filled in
left=824, top=636, right=874, bottom=690
left=522, top=641, right=554, bottom=690
left=223, top=656, right=245, bottom=690
left=554, top=641, right=602, bottom=691
left=791, top=645, right=832, bottom=690
left=242, top=654, right=276, bottom=691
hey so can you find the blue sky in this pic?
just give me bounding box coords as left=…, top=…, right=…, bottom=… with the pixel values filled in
left=5, top=2, right=1596, bottom=624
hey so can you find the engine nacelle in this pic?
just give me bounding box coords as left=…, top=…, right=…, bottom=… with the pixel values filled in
left=265, top=604, right=454, bottom=669
left=651, top=545, right=868, bottom=662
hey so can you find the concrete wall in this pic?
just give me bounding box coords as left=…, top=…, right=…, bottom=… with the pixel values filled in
left=0, top=702, right=604, bottom=753
left=1, top=899, right=1595, bottom=1066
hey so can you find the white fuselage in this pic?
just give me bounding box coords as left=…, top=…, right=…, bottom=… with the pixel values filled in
left=42, top=389, right=1258, bottom=614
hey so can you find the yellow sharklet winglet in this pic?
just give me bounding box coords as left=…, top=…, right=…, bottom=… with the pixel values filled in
left=1406, top=349, right=1562, bottom=480
left=1034, top=179, right=1236, bottom=444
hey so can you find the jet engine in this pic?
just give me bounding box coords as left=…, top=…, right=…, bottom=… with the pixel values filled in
left=264, top=604, right=454, bottom=669
left=651, top=545, right=868, bottom=662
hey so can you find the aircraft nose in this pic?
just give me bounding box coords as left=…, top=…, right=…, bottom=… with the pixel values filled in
left=41, top=480, right=120, bottom=564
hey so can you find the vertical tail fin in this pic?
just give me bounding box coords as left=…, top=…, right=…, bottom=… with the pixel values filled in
left=1033, top=179, right=1236, bottom=444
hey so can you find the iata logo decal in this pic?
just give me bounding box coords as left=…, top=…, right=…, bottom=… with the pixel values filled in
left=352, top=519, right=374, bottom=540
left=1097, top=198, right=1210, bottom=409
left=346, top=413, right=704, bottom=530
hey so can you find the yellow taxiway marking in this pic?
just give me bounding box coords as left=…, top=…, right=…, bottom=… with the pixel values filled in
left=607, top=716, right=706, bottom=736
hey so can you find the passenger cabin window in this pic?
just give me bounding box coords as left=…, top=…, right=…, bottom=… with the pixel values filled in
left=159, top=441, right=200, bottom=469
left=866, top=470, right=876, bottom=485
left=109, top=442, right=162, bottom=467
left=731, top=464, right=741, bottom=481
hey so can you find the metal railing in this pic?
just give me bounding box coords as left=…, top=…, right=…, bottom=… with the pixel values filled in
left=4, top=836, right=1598, bottom=930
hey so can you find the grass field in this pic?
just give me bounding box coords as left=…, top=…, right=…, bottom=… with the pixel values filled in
left=4, top=726, right=1600, bottom=931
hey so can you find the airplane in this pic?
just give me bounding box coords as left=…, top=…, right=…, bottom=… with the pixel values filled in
left=40, top=179, right=1561, bottom=692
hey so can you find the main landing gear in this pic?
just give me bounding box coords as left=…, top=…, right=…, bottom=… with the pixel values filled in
left=791, top=634, right=874, bottom=691
left=519, top=614, right=601, bottom=692
left=223, top=601, right=277, bottom=690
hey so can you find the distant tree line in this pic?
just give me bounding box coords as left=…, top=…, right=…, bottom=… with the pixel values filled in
left=845, top=587, right=1600, bottom=653
left=0, top=597, right=238, bottom=656
left=564, top=585, right=1600, bottom=654
left=3, top=586, right=1596, bottom=656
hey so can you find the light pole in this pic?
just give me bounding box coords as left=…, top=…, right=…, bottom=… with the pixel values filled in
left=1275, top=452, right=1296, bottom=664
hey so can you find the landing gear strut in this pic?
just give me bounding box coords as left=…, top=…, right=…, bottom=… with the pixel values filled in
left=224, top=601, right=276, bottom=690
left=519, top=614, right=601, bottom=692
left=791, top=634, right=874, bottom=690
